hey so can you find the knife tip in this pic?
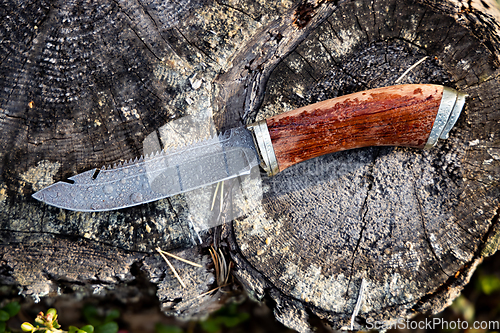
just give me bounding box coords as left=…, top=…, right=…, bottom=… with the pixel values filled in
left=31, top=191, right=41, bottom=201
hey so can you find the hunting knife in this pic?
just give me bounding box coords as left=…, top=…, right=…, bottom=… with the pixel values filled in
left=33, top=84, right=467, bottom=212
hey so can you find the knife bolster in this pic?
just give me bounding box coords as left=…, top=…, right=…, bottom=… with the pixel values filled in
left=262, top=84, right=466, bottom=173
left=247, top=120, right=280, bottom=176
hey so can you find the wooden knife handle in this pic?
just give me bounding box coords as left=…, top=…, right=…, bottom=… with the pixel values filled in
left=249, top=84, right=466, bottom=175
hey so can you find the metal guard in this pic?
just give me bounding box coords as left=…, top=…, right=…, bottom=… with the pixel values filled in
left=424, top=87, right=468, bottom=149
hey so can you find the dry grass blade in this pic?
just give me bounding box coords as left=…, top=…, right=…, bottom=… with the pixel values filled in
left=209, top=247, right=221, bottom=283
left=198, top=248, right=232, bottom=298
left=209, top=246, right=231, bottom=287
left=223, top=254, right=232, bottom=285
left=218, top=248, right=229, bottom=285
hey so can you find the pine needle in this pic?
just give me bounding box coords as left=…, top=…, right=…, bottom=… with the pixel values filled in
left=197, top=284, right=230, bottom=298
left=211, top=182, right=221, bottom=211
left=157, top=248, right=186, bottom=289
left=220, top=181, right=224, bottom=213
left=395, top=56, right=428, bottom=83
left=350, top=278, right=368, bottom=330
left=156, top=247, right=202, bottom=267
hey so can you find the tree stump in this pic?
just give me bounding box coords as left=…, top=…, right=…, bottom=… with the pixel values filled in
left=1, top=0, right=499, bottom=331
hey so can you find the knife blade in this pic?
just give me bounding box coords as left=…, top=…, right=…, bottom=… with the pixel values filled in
left=32, top=84, right=467, bottom=212
left=32, top=127, right=259, bottom=212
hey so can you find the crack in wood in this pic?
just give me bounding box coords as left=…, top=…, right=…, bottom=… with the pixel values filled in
left=412, top=181, right=451, bottom=277
left=174, top=27, right=219, bottom=65
left=214, top=0, right=258, bottom=21
left=134, top=0, right=184, bottom=60
left=346, top=148, right=380, bottom=297
left=112, top=0, right=163, bottom=62
left=294, top=50, right=320, bottom=82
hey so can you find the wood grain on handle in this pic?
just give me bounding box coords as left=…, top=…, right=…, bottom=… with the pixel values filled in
left=266, top=84, right=443, bottom=172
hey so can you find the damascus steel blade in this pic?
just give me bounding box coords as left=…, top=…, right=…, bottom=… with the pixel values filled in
left=32, top=127, right=260, bottom=212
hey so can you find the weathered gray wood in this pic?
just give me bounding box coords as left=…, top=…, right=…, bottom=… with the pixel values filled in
left=0, top=0, right=499, bottom=332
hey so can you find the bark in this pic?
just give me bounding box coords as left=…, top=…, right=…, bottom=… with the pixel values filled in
left=0, top=0, right=499, bottom=331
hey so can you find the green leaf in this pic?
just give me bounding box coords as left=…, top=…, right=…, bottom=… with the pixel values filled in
left=80, top=325, right=94, bottom=333
left=1, top=302, right=21, bottom=317
left=220, top=312, right=250, bottom=328
left=451, top=295, right=475, bottom=322
left=154, top=323, right=183, bottom=333
left=0, top=321, right=6, bottom=333
left=103, top=310, right=120, bottom=323
left=220, top=316, right=239, bottom=328
left=69, top=326, right=80, bottom=333
left=199, top=319, right=220, bottom=333
left=83, top=306, right=101, bottom=327
left=95, top=322, right=119, bottom=333
left=0, top=310, right=9, bottom=322
left=478, top=274, right=500, bottom=295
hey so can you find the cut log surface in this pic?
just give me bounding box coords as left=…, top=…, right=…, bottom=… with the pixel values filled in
left=0, top=0, right=499, bottom=332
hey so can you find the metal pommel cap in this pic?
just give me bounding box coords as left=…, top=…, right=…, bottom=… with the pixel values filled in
left=424, top=87, right=468, bottom=149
